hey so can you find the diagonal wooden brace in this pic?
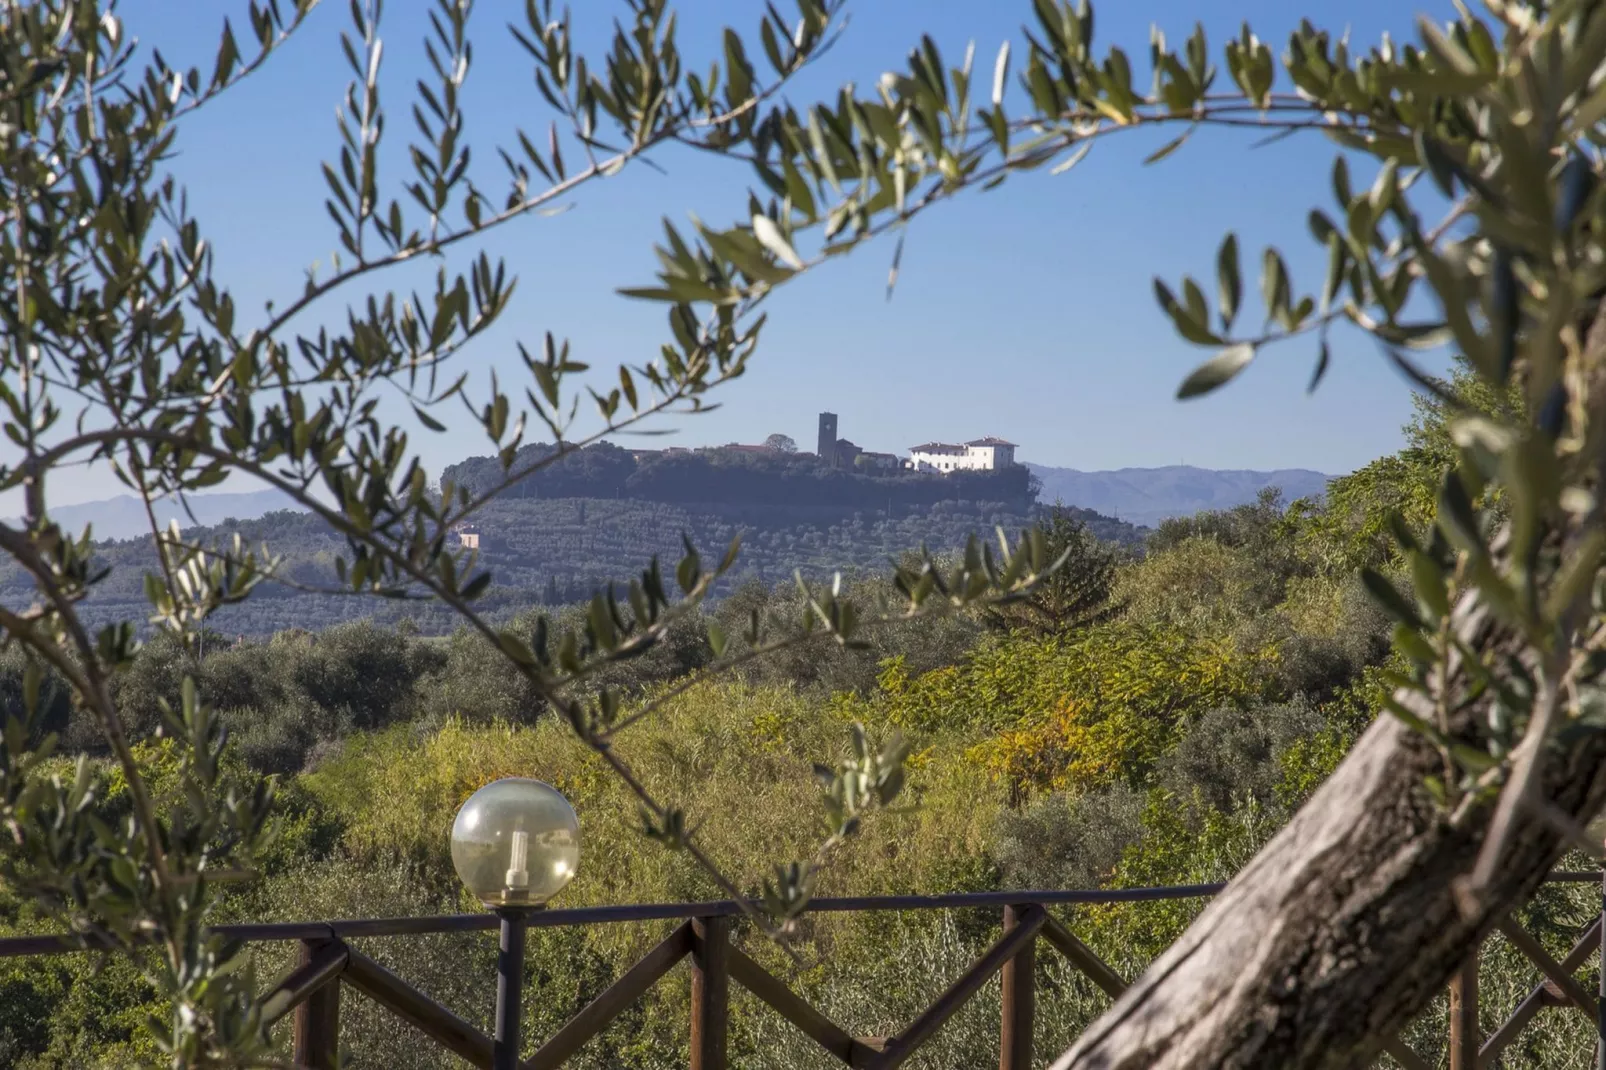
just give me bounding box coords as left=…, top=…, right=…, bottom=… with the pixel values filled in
left=1496, top=916, right=1599, bottom=1020
left=1038, top=913, right=1127, bottom=1000
left=260, top=938, right=348, bottom=1026
left=870, top=905, right=1047, bottom=1070
left=523, top=922, right=693, bottom=1070
left=1379, top=1034, right=1431, bottom=1070
left=726, top=944, right=877, bottom=1066
left=343, top=946, right=496, bottom=1068
left=1481, top=916, right=1602, bottom=1066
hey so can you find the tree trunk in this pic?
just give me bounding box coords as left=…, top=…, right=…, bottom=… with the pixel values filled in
left=1053, top=599, right=1606, bottom=1069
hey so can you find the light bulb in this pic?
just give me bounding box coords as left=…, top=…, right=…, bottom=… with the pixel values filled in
left=506, top=827, right=530, bottom=892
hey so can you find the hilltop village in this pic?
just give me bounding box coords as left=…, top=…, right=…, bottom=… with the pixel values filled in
left=431, top=414, right=1043, bottom=569
left=631, top=411, right=1021, bottom=476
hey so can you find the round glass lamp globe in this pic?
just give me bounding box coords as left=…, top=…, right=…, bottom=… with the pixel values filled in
left=450, top=778, right=580, bottom=908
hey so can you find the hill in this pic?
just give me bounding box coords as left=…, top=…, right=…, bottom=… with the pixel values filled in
left=9, top=451, right=1339, bottom=636
left=2, top=497, right=1146, bottom=637
left=29, top=451, right=1337, bottom=542
left=1026, top=464, right=1334, bottom=527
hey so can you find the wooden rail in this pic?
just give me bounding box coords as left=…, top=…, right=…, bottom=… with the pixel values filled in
left=1, top=873, right=1602, bottom=1068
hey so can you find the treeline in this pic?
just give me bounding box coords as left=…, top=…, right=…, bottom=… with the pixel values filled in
left=5, top=564, right=991, bottom=780
left=440, top=440, right=1038, bottom=509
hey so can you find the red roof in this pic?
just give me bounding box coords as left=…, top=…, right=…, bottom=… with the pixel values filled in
left=967, top=437, right=1018, bottom=448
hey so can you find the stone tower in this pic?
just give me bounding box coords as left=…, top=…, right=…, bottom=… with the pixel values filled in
left=817, top=412, right=838, bottom=466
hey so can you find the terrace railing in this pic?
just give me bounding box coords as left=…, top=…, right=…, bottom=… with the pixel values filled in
left=0, top=874, right=1602, bottom=1069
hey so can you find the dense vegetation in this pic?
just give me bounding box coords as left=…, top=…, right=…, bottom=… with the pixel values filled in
left=2, top=375, right=1597, bottom=1068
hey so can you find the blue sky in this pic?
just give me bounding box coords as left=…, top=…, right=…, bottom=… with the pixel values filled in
left=40, top=0, right=1458, bottom=507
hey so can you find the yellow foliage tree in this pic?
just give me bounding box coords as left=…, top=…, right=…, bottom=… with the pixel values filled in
left=837, top=620, right=1278, bottom=804
left=968, top=624, right=1276, bottom=801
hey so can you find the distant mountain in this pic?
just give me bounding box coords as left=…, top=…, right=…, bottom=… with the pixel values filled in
left=1027, top=464, right=1335, bottom=528
left=10, top=489, right=305, bottom=542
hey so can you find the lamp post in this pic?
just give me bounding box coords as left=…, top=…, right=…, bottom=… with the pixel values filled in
left=451, top=778, right=581, bottom=1070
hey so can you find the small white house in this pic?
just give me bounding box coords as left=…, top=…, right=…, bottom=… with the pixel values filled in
left=906, top=437, right=1018, bottom=473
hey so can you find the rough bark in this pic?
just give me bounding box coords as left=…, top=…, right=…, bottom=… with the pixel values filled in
left=1052, top=605, right=1606, bottom=1069
left=1047, top=294, right=1606, bottom=1070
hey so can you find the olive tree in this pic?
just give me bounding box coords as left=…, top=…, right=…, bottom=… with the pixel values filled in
left=0, top=1, right=1056, bottom=1064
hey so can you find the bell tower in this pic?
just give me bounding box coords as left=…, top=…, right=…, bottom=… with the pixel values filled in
left=817, top=412, right=838, bottom=466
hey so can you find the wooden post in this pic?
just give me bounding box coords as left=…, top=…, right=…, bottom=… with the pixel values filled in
left=999, top=905, right=1036, bottom=1070
left=691, top=916, right=730, bottom=1070
left=1448, top=948, right=1478, bottom=1070
left=293, top=940, right=340, bottom=1070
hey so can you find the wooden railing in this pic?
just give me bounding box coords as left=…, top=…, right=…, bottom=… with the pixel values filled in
left=0, top=875, right=1602, bottom=1068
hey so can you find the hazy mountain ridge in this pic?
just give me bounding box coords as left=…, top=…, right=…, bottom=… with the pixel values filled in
left=1027, top=464, right=1334, bottom=528
left=7, top=489, right=300, bottom=542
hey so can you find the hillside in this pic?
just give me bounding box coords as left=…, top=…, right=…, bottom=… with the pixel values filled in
left=8, top=452, right=1337, bottom=637
left=1027, top=464, right=1334, bottom=527
left=3, top=453, right=1332, bottom=636
left=2, top=497, right=1146, bottom=636
left=28, top=452, right=1337, bottom=542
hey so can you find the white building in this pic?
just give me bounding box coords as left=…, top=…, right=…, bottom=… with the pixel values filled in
left=905, top=437, right=1018, bottom=473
